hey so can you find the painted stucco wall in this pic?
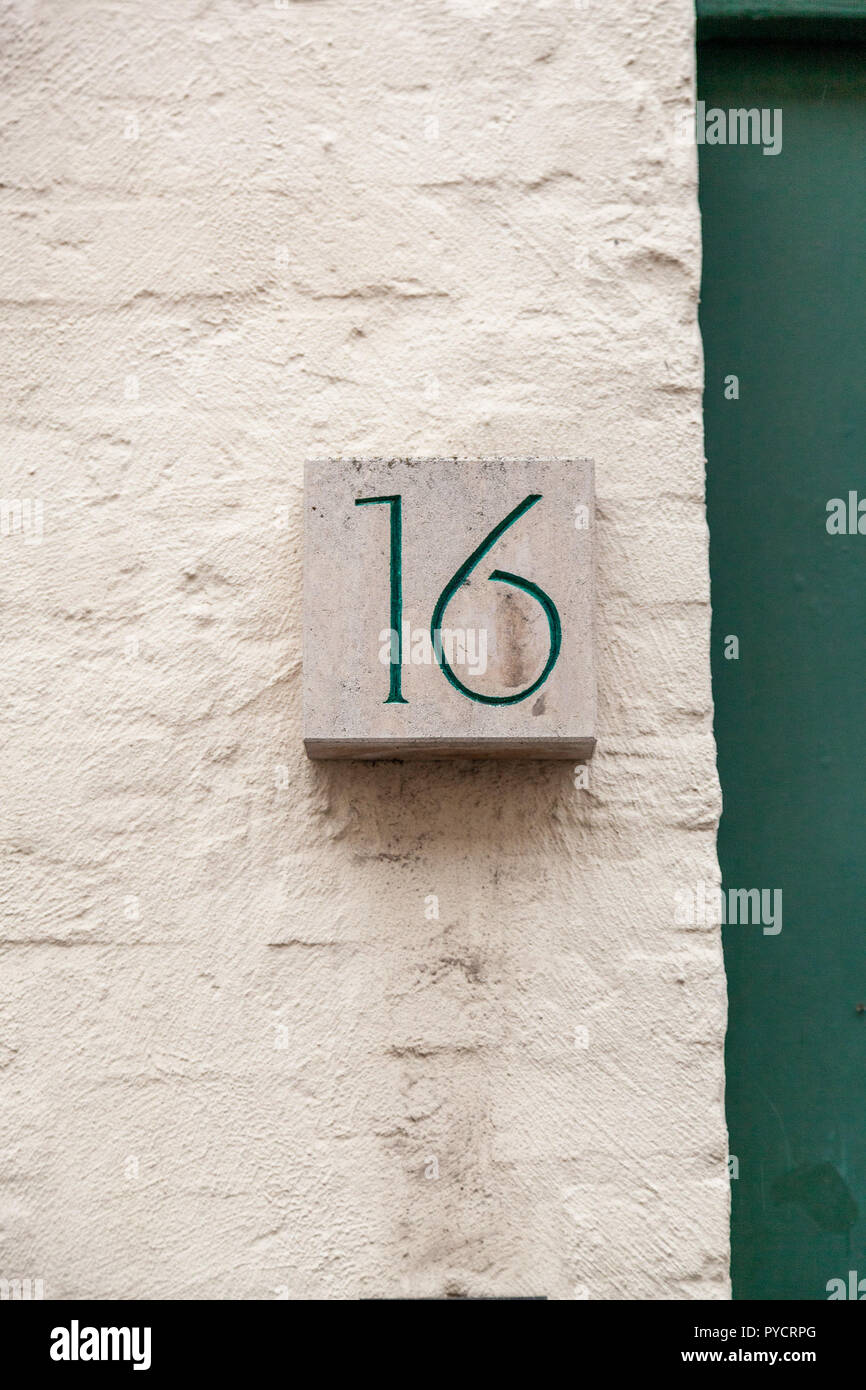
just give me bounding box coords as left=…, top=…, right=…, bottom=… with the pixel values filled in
left=0, top=0, right=728, bottom=1299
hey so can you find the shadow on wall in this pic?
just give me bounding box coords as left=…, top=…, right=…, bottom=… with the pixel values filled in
left=288, top=754, right=586, bottom=946
left=268, top=753, right=589, bottom=1296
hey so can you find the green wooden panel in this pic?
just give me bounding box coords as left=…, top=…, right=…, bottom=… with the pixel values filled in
left=699, top=41, right=866, bottom=1299
left=700, top=0, right=866, bottom=14
left=697, top=0, right=866, bottom=40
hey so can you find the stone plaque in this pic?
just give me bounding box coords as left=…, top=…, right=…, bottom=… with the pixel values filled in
left=303, top=458, right=595, bottom=759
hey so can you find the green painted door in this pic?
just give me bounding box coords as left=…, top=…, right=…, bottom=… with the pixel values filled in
left=699, top=26, right=866, bottom=1298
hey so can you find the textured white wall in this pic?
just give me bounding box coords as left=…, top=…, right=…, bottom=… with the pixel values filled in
left=0, top=0, right=728, bottom=1299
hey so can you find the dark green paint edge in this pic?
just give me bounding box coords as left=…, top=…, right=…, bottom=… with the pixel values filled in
left=697, top=0, right=866, bottom=41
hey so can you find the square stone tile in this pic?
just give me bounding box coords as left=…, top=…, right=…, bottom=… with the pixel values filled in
left=303, top=457, right=595, bottom=759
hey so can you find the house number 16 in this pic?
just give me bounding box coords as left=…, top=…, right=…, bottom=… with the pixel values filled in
left=355, top=492, right=562, bottom=707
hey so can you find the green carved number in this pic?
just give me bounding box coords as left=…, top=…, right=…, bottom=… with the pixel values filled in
left=430, top=493, right=562, bottom=706
left=355, top=494, right=407, bottom=704
left=357, top=490, right=561, bottom=707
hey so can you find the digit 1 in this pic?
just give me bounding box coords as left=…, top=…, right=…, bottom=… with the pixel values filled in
left=355, top=494, right=408, bottom=704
